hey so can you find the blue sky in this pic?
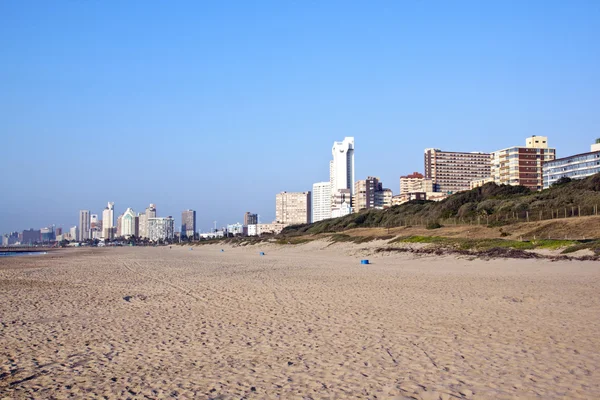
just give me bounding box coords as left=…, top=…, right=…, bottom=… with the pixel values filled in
left=1, top=0, right=599, bottom=233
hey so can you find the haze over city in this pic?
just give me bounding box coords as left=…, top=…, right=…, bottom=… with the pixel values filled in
left=1, top=1, right=599, bottom=233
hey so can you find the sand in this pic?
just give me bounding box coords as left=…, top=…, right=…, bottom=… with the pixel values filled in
left=1, top=243, right=599, bottom=399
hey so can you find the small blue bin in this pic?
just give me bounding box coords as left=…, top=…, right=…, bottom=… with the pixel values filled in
left=361, top=259, right=369, bottom=265
left=260, top=252, right=265, bottom=256
left=221, top=249, right=224, bottom=252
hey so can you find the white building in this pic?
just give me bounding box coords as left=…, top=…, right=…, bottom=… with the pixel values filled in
left=78, top=210, right=90, bottom=241
left=227, top=223, right=244, bottom=236
left=102, top=202, right=115, bottom=239
left=121, top=208, right=136, bottom=237
left=330, top=137, right=355, bottom=198
left=247, top=224, right=258, bottom=236
left=70, top=226, right=78, bottom=241
left=312, top=182, right=332, bottom=222
left=332, top=202, right=352, bottom=218
left=199, top=230, right=225, bottom=239
left=148, top=217, right=174, bottom=242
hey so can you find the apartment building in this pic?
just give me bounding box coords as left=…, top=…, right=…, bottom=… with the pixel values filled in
left=275, top=191, right=311, bottom=225
left=312, top=182, right=332, bottom=223
left=543, top=140, right=600, bottom=189
left=354, top=177, right=392, bottom=212
left=491, top=136, right=556, bottom=191
left=148, top=217, right=175, bottom=241
left=424, top=149, right=491, bottom=194
left=400, top=172, right=434, bottom=194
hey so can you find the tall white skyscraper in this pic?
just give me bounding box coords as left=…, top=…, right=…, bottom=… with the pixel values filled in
left=330, top=137, right=355, bottom=196
left=102, top=202, right=115, bottom=239
left=78, top=210, right=90, bottom=241
left=312, top=182, right=332, bottom=223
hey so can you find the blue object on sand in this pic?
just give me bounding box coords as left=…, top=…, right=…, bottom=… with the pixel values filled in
left=221, top=249, right=224, bottom=252
left=361, top=259, right=369, bottom=265
left=190, top=247, right=193, bottom=250
left=260, top=252, right=265, bottom=256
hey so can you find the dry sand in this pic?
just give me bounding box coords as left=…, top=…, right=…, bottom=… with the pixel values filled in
left=1, top=243, right=599, bottom=399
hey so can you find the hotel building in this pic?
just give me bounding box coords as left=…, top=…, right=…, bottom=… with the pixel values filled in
left=424, top=148, right=491, bottom=194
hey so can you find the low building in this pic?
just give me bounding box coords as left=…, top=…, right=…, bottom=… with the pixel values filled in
left=331, top=202, right=352, bottom=218
left=227, top=223, right=244, bottom=236
left=400, top=172, right=434, bottom=194
left=199, top=230, right=226, bottom=239
left=470, top=177, right=494, bottom=189
left=543, top=140, right=600, bottom=188
left=257, top=222, right=288, bottom=236
left=148, top=217, right=175, bottom=242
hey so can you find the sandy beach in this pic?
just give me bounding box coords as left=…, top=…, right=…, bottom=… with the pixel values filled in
left=1, top=243, right=599, bottom=399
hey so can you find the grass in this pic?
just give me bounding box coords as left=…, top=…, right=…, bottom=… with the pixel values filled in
left=561, top=240, right=600, bottom=254
left=388, top=236, right=578, bottom=251
left=328, top=234, right=394, bottom=244
left=274, top=237, right=315, bottom=245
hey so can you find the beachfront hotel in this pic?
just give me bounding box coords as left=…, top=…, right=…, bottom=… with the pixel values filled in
left=543, top=139, right=600, bottom=189
left=275, top=191, right=311, bottom=225
left=491, top=135, right=556, bottom=191
left=424, top=148, right=491, bottom=194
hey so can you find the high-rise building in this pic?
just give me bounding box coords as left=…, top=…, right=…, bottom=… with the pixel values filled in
left=275, top=191, right=311, bottom=225
left=102, top=202, right=115, bottom=239
left=375, top=188, right=393, bottom=209
left=122, top=208, right=136, bottom=237
left=146, top=203, right=157, bottom=219
left=244, top=212, right=258, bottom=226
left=491, top=136, right=556, bottom=191
left=148, top=217, right=175, bottom=242
left=181, top=209, right=196, bottom=238
left=330, top=137, right=355, bottom=199
left=40, top=226, right=55, bottom=242
left=312, top=182, right=332, bottom=223
left=424, top=148, right=491, bottom=194
left=543, top=139, right=600, bottom=189
left=55, top=227, right=62, bottom=236
left=70, top=226, right=78, bottom=241
left=400, top=172, right=434, bottom=194
left=116, top=214, right=123, bottom=237
left=138, top=213, right=147, bottom=239
left=78, top=210, right=90, bottom=241
left=354, top=177, right=381, bottom=212
left=21, top=229, right=41, bottom=245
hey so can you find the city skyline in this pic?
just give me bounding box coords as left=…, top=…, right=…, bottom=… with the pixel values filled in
left=1, top=2, right=599, bottom=233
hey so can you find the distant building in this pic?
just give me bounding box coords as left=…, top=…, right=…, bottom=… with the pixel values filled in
left=116, top=214, right=123, bottom=237
left=425, top=148, right=491, bottom=194
left=181, top=210, right=196, bottom=238
left=102, top=202, right=115, bottom=239
left=275, top=191, right=311, bottom=225
left=257, top=223, right=288, bottom=236
left=148, top=217, right=174, bottom=241
left=55, top=227, right=62, bottom=236
left=543, top=140, right=600, bottom=189
left=312, top=182, right=332, bottom=223
left=40, top=226, right=55, bottom=242
left=470, top=177, right=494, bottom=189
left=138, top=213, right=147, bottom=239
left=79, top=210, right=90, bottom=241
left=69, top=226, right=78, bottom=241
left=122, top=208, right=136, bottom=237
left=244, top=212, right=258, bottom=226
left=90, top=214, right=99, bottom=229
left=491, top=136, right=556, bottom=191
left=227, top=223, right=244, bottom=236
left=330, top=137, right=355, bottom=197
left=21, top=229, right=41, bottom=245
left=247, top=224, right=258, bottom=236
left=331, top=188, right=352, bottom=217
left=2, top=232, right=19, bottom=246
left=400, top=172, right=434, bottom=194
left=199, top=230, right=226, bottom=239
left=354, top=177, right=392, bottom=212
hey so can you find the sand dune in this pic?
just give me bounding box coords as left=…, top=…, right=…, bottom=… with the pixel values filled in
left=1, top=243, right=599, bottom=399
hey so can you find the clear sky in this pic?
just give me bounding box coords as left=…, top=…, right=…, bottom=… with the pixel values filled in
left=1, top=0, right=599, bottom=234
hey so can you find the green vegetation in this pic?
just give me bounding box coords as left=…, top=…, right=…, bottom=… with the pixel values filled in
left=561, top=240, right=600, bottom=255
left=388, top=236, right=577, bottom=251
left=281, top=174, right=600, bottom=235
